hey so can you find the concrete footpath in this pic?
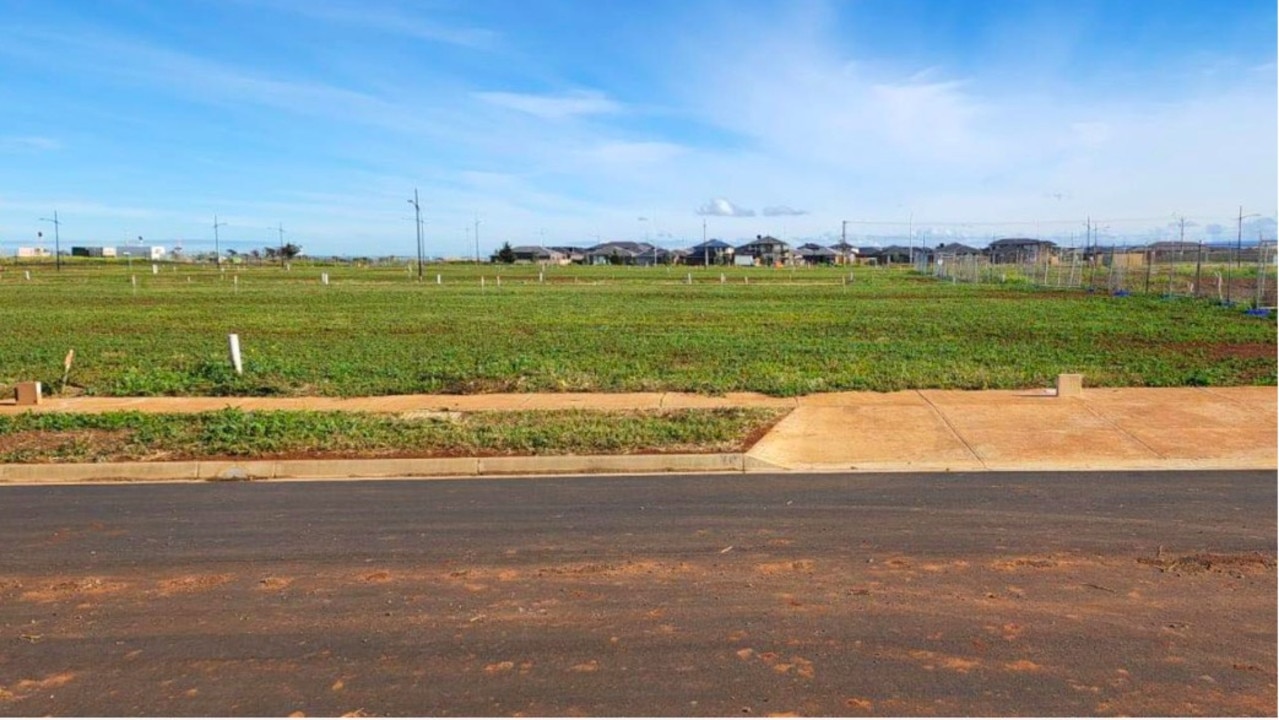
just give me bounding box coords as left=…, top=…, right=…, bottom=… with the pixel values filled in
left=0, top=386, right=1274, bottom=482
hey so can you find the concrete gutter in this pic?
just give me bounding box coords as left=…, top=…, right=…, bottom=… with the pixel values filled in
left=0, top=453, right=782, bottom=484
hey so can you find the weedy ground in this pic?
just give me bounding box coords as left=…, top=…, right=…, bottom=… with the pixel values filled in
left=1, top=261, right=1273, bottom=397
left=0, top=407, right=785, bottom=462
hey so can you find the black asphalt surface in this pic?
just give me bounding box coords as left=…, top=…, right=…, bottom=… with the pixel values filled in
left=0, top=471, right=1275, bottom=716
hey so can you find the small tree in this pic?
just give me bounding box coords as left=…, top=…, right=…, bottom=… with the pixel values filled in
left=281, top=243, right=302, bottom=260
left=496, top=242, right=516, bottom=264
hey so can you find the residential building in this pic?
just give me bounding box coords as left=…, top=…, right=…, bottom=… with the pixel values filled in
left=986, top=238, right=1058, bottom=264
left=795, top=243, right=838, bottom=265
left=684, top=239, right=735, bottom=266
left=735, top=235, right=791, bottom=266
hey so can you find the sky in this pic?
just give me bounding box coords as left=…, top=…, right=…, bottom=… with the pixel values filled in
left=0, top=0, right=1275, bottom=257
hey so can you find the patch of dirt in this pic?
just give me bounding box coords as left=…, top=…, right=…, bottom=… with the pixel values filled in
left=1137, top=552, right=1276, bottom=576
left=21, top=577, right=128, bottom=602
left=1206, top=342, right=1277, bottom=361
left=0, top=429, right=131, bottom=457
left=754, top=560, right=816, bottom=575
left=156, top=574, right=233, bottom=594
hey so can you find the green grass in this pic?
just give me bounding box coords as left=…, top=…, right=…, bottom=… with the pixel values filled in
left=0, top=261, right=1273, bottom=397
left=0, top=407, right=784, bottom=463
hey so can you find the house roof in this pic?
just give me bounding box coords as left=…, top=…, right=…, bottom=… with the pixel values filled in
left=990, top=237, right=1057, bottom=248
left=797, top=244, right=836, bottom=256
left=737, top=235, right=790, bottom=251
left=510, top=245, right=556, bottom=255
left=829, top=242, right=858, bottom=252
left=934, top=242, right=980, bottom=254
left=588, top=241, right=657, bottom=255
left=688, top=239, right=734, bottom=251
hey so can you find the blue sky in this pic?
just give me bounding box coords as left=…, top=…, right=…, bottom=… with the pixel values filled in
left=1, top=0, right=1275, bottom=256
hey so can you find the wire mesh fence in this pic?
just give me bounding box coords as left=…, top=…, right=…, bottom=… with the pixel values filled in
left=932, top=242, right=1278, bottom=309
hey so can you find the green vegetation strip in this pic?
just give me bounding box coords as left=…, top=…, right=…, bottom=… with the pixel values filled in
left=0, top=407, right=785, bottom=463
left=1, top=263, right=1274, bottom=396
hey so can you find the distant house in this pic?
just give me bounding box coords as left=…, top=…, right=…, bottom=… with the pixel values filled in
left=829, top=242, right=859, bottom=265
left=735, top=235, right=791, bottom=266
left=499, top=245, right=567, bottom=264
left=986, top=238, right=1057, bottom=264
left=933, top=242, right=982, bottom=258
left=685, top=239, right=735, bottom=266
left=16, top=247, right=51, bottom=258
left=795, top=243, right=838, bottom=266
left=585, top=241, right=667, bottom=266
left=548, top=246, right=587, bottom=264
left=860, top=245, right=915, bottom=264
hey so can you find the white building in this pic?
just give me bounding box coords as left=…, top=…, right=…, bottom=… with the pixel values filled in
left=115, top=246, right=166, bottom=260
left=16, top=247, right=51, bottom=258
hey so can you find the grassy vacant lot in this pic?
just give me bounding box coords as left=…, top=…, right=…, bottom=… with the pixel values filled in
left=0, top=407, right=783, bottom=463
left=1, top=261, right=1273, bottom=397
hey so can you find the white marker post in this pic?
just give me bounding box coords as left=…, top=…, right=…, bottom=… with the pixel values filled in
left=321, top=272, right=329, bottom=285
left=436, top=273, right=442, bottom=285
left=152, top=264, right=158, bottom=275
left=228, top=334, right=243, bottom=375
left=131, top=275, right=137, bottom=295
left=233, top=275, right=239, bottom=293
left=23, top=270, right=30, bottom=281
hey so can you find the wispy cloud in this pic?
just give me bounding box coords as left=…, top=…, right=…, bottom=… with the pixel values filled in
left=475, top=90, right=622, bottom=119
left=762, top=205, right=808, bottom=217
left=247, top=0, right=499, bottom=50
left=697, top=198, right=755, bottom=217
left=0, top=136, right=61, bottom=152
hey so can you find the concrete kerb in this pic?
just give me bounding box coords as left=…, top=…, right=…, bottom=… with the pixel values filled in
left=0, top=454, right=753, bottom=484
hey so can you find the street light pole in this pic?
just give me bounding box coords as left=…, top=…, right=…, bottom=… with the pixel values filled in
left=39, top=211, right=61, bottom=271
left=407, top=190, right=423, bottom=280
left=213, top=215, right=227, bottom=265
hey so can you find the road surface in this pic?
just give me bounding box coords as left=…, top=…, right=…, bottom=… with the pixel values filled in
left=1, top=471, right=1274, bottom=716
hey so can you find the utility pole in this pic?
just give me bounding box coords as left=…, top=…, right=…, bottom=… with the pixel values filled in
left=407, top=190, right=423, bottom=279
left=474, top=216, right=480, bottom=265
left=39, top=211, right=62, bottom=271
left=213, top=215, right=227, bottom=265
left=277, top=223, right=286, bottom=268
left=907, top=212, right=914, bottom=267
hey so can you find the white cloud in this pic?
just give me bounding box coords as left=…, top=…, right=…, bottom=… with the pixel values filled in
left=697, top=198, right=755, bottom=217
left=475, top=90, right=622, bottom=119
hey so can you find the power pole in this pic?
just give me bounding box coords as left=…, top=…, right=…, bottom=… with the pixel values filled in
left=213, top=215, right=227, bottom=265
left=408, top=190, right=423, bottom=279
left=39, top=211, right=62, bottom=271
left=474, top=216, right=480, bottom=264
left=278, top=223, right=286, bottom=268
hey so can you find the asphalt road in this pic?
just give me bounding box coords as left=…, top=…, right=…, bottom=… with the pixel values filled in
left=0, top=471, right=1274, bottom=716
